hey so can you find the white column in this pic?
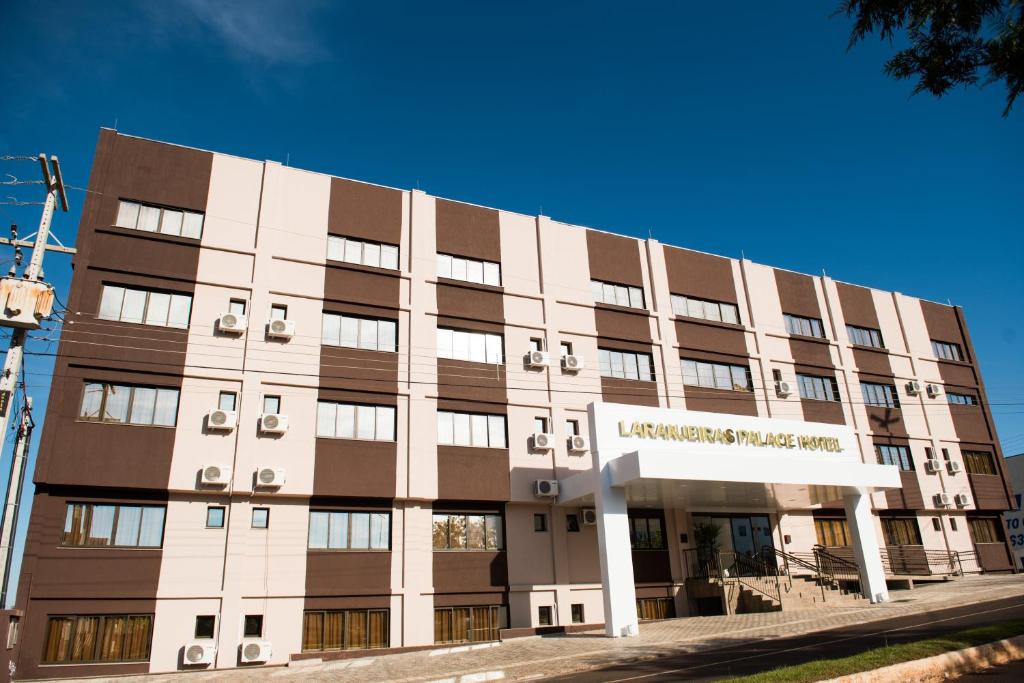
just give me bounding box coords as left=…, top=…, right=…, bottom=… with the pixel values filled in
left=844, top=489, right=890, bottom=603
left=594, top=465, right=639, bottom=637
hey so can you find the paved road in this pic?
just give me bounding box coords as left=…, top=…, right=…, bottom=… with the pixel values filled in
left=546, top=596, right=1024, bottom=682
left=957, top=658, right=1024, bottom=682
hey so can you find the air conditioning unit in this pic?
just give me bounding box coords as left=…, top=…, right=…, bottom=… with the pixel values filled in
left=183, top=641, right=216, bottom=666
left=207, top=409, right=238, bottom=431
left=934, top=492, right=952, bottom=507
left=947, top=460, right=963, bottom=474
left=924, top=459, right=942, bottom=473
left=255, top=467, right=286, bottom=488
left=201, top=464, right=232, bottom=486
left=581, top=508, right=598, bottom=525
left=259, top=413, right=289, bottom=434
left=532, top=433, right=555, bottom=451
left=906, top=380, right=922, bottom=396
left=240, top=639, right=271, bottom=663
left=561, top=354, right=584, bottom=372
left=266, top=318, right=295, bottom=340
left=217, top=312, right=247, bottom=335
left=775, top=380, right=792, bottom=398
left=534, top=479, right=559, bottom=498
left=525, top=350, right=550, bottom=368
left=568, top=435, right=589, bottom=453
left=926, top=383, right=942, bottom=398
left=954, top=493, right=971, bottom=507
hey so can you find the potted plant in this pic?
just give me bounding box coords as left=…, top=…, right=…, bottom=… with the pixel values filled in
left=694, top=522, right=722, bottom=578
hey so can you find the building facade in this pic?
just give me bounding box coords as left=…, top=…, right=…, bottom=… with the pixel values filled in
left=1002, top=454, right=1024, bottom=571
left=7, top=130, right=1016, bottom=678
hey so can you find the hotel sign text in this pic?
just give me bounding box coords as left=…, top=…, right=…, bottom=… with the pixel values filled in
left=617, top=420, right=842, bottom=453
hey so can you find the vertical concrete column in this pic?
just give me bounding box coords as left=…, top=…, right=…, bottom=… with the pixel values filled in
left=844, top=489, right=890, bottom=603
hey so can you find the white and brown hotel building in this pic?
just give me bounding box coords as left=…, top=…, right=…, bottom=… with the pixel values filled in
left=3, top=130, right=1016, bottom=678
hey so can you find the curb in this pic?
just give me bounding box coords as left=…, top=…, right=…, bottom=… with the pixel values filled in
left=821, top=634, right=1024, bottom=683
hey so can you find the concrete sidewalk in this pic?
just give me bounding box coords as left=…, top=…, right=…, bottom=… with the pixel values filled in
left=51, top=575, right=1024, bottom=683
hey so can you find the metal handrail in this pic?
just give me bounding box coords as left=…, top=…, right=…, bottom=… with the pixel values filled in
left=773, top=547, right=826, bottom=601
left=721, top=551, right=782, bottom=605
left=813, top=545, right=863, bottom=597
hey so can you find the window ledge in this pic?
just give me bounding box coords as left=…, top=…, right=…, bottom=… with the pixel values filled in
left=325, top=258, right=402, bottom=278
left=98, top=225, right=202, bottom=246
left=595, top=302, right=650, bottom=316
left=93, top=316, right=189, bottom=332
left=934, top=357, right=973, bottom=367
left=850, top=344, right=889, bottom=353
left=432, top=548, right=506, bottom=553
left=787, top=333, right=831, bottom=344
left=673, top=315, right=746, bottom=331
left=74, top=419, right=176, bottom=429
left=315, top=436, right=397, bottom=443
left=435, top=277, right=504, bottom=294
left=307, top=549, right=391, bottom=554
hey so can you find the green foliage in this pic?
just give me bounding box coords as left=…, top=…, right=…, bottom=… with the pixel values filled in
left=837, top=1, right=1024, bottom=115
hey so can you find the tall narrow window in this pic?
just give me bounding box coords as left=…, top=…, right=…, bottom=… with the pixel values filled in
left=270, top=304, right=288, bottom=321
left=262, top=395, right=281, bottom=414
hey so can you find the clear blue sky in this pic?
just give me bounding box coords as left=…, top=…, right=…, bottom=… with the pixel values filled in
left=0, top=1, right=1021, bottom=601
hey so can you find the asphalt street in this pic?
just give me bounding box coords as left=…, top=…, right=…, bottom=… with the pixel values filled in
left=546, top=595, right=1024, bottom=682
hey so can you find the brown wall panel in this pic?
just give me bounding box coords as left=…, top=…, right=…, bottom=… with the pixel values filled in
left=324, top=266, right=402, bottom=310
left=632, top=551, right=672, bottom=583
left=975, top=543, right=1013, bottom=571
left=305, top=552, right=392, bottom=597
left=774, top=269, right=821, bottom=320
left=435, top=199, right=501, bottom=262
left=836, top=282, right=880, bottom=329
left=586, top=230, right=643, bottom=286
left=328, top=177, right=403, bottom=244
left=938, top=362, right=978, bottom=387
left=949, top=406, right=993, bottom=443
left=436, top=283, right=505, bottom=325
left=675, top=321, right=747, bottom=357
left=433, top=592, right=507, bottom=607
left=968, top=473, right=1010, bottom=510
left=437, top=359, right=507, bottom=404
left=884, top=471, right=925, bottom=510
left=852, top=348, right=894, bottom=377
left=92, top=230, right=203, bottom=281
left=920, top=301, right=967, bottom=351
left=663, top=246, right=737, bottom=303
left=432, top=552, right=508, bottom=594
left=789, top=338, right=833, bottom=368
left=313, top=440, right=397, bottom=498
left=800, top=399, right=845, bottom=425
left=594, top=307, right=652, bottom=343
left=436, top=447, right=510, bottom=501
left=865, top=406, right=908, bottom=438
left=601, top=377, right=659, bottom=407
left=683, top=387, right=758, bottom=416
left=319, top=346, right=399, bottom=394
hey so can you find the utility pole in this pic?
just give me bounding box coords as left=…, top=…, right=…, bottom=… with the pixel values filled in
left=0, top=154, right=71, bottom=606
left=0, top=398, right=32, bottom=607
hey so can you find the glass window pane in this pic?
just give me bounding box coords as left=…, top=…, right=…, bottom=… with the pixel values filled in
left=167, top=294, right=192, bottom=329
left=485, top=334, right=503, bottom=363
left=703, top=300, right=722, bottom=322
left=160, top=210, right=183, bottom=236
left=116, top=201, right=140, bottom=228
left=610, top=352, right=624, bottom=378
left=437, top=411, right=454, bottom=445
left=362, top=242, right=381, bottom=268
left=432, top=515, right=449, bottom=549
left=470, top=414, right=488, bottom=447
left=623, top=353, right=639, bottom=380
left=370, top=513, right=389, bottom=549
left=614, top=285, right=629, bottom=306
left=713, top=364, right=732, bottom=390
left=381, top=245, right=399, bottom=270
left=375, top=406, right=395, bottom=440
left=598, top=349, right=610, bottom=376
left=466, top=260, right=484, bottom=284
left=80, top=383, right=103, bottom=419
left=437, top=254, right=452, bottom=279
left=697, top=362, right=715, bottom=387
left=721, top=304, right=739, bottom=324
left=467, top=515, right=485, bottom=549
left=153, top=389, right=178, bottom=426
left=437, top=328, right=453, bottom=359
left=488, top=415, right=506, bottom=448
left=114, top=506, right=142, bottom=546
left=681, top=360, right=699, bottom=386
left=139, top=507, right=165, bottom=544
left=449, top=515, right=467, bottom=549
left=330, top=512, right=349, bottom=548
left=340, top=316, right=358, bottom=348
left=138, top=205, right=160, bottom=232
left=378, top=320, right=397, bottom=353
left=98, top=285, right=125, bottom=321
left=591, top=281, right=604, bottom=301
left=128, top=387, right=156, bottom=425
left=638, top=354, right=653, bottom=382
left=327, top=236, right=344, bottom=261
left=357, top=319, right=378, bottom=350
left=686, top=298, right=704, bottom=318
left=453, top=331, right=470, bottom=360
left=487, top=515, right=503, bottom=549
left=144, top=292, right=170, bottom=326
left=731, top=365, right=748, bottom=390
left=483, top=262, right=500, bottom=286
left=181, top=212, right=203, bottom=239
left=309, top=512, right=328, bottom=548
left=317, top=402, right=336, bottom=437
left=350, top=513, right=370, bottom=549
left=344, top=239, right=362, bottom=264
left=453, top=413, right=471, bottom=446
left=322, top=314, right=341, bottom=346
left=337, top=404, right=356, bottom=438
left=628, top=287, right=644, bottom=308
left=451, top=257, right=467, bottom=281
left=88, top=505, right=116, bottom=546
left=468, top=333, right=486, bottom=363
left=121, top=289, right=146, bottom=323
left=103, top=385, right=130, bottom=422
left=356, top=405, right=375, bottom=439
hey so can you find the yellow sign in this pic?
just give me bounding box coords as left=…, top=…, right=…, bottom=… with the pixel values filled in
left=617, top=420, right=842, bottom=453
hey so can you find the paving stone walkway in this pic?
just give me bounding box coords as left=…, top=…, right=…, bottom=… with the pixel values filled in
left=51, top=575, right=1024, bottom=683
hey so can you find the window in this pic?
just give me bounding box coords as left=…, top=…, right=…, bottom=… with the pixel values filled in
left=262, top=395, right=281, bottom=415
left=243, top=615, right=263, bottom=638
left=591, top=279, right=644, bottom=309
left=322, top=312, right=397, bottom=352
left=861, top=382, right=901, bottom=408
left=814, top=518, right=851, bottom=547
left=797, top=374, right=839, bottom=401
left=251, top=508, right=269, bottom=529
left=434, top=606, right=505, bottom=644
left=629, top=514, right=666, bottom=549
left=566, top=514, right=580, bottom=532
left=636, top=598, right=675, bottom=621
left=598, top=348, right=655, bottom=381
left=947, top=392, right=978, bottom=406
left=327, top=235, right=399, bottom=270
left=565, top=420, right=580, bottom=438
left=7, top=616, right=19, bottom=648
left=308, top=511, right=390, bottom=550
left=932, top=340, right=964, bottom=361
left=876, top=444, right=914, bottom=471
left=881, top=517, right=922, bottom=546
left=116, top=200, right=203, bottom=239
left=436, top=327, right=504, bottom=363
left=951, top=518, right=958, bottom=531
left=962, top=451, right=997, bottom=476
left=432, top=513, right=503, bottom=550
left=932, top=518, right=942, bottom=531
left=42, top=614, right=153, bottom=664
left=437, top=411, right=507, bottom=448
left=671, top=294, right=739, bottom=324
left=436, top=253, right=501, bottom=286
left=784, top=313, right=825, bottom=338
left=317, top=402, right=396, bottom=441
left=194, top=616, right=215, bottom=639
left=533, top=514, right=548, bottom=532
left=206, top=506, right=225, bottom=529
left=847, top=324, right=884, bottom=348
left=537, top=606, right=552, bottom=626
left=218, top=391, right=237, bottom=412
left=270, top=304, right=287, bottom=321
left=62, top=503, right=165, bottom=548
left=302, top=609, right=389, bottom=651
left=571, top=604, right=585, bottom=624
left=79, top=382, right=179, bottom=426
left=969, top=517, right=1003, bottom=544
left=98, top=285, right=192, bottom=329
left=228, top=299, right=246, bottom=315
left=560, top=341, right=573, bottom=356
left=529, top=338, right=543, bottom=352
left=534, top=417, right=549, bottom=433
left=681, top=358, right=751, bottom=391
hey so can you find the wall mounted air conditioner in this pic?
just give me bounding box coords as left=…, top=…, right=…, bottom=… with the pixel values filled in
left=183, top=641, right=216, bottom=666
left=581, top=508, right=598, bottom=525
left=525, top=350, right=550, bottom=368
left=947, top=460, right=963, bottom=474
left=532, top=432, right=555, bottom=451
left=266, top=319, right=295, bottom=340
left=926, top=383, right=942, bottom=398
left=775, top=380, right=792, bottom=398
left=217, top=312, right=247, bottom=335
left=954, top=493, right=970, bottom=507
left=207, top=409, right=238, bottom=431
left=259, top=413, right=289, bottom=434
left=201, top=464, right=232, bottom=486
left=255, top=467, right=286, bottom=488
left=906, top=380, right=922, bottom=396
left=568, top=435, right=589, bottom=453
left=240, top=639, right=271, bottom=663
left=924, top=459, right=942, bottom=473
left=534, top=479, right=559, bottom=498
left=934, top=492, right=952, bottom=507
left=561, top=354, right=584, bottom=372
